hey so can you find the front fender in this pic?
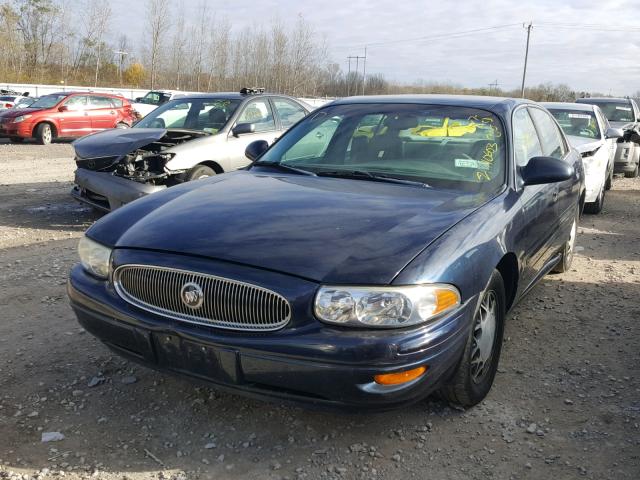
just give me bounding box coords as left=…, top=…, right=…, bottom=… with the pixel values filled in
left=392, top=189, right=520, bottom=304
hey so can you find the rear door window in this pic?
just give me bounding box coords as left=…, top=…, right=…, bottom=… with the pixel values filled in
left=88, top=96, right=115, bottom=109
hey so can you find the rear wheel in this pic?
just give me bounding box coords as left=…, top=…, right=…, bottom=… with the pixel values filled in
left=186, top=165, right=216, bottom=181
left=440, top=270, right=505, bottom=408
left=552, top=214, right=577, bottom=273
left=624, top=164, right=639, bottom=178
left=35, top=123, right=53, bottom=145
left=116, top=122, right=129, bottom=129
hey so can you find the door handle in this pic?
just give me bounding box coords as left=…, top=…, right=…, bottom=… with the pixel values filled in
left=110, top=111, right=115, bottom=115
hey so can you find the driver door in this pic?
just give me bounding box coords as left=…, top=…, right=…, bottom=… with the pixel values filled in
left=226, top=98, right=279, bottom=169
left=57, top=95, right=90, bottom=137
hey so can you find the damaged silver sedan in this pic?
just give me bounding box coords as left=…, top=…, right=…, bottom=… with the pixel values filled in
left=71, top=90, right=311, bottom=211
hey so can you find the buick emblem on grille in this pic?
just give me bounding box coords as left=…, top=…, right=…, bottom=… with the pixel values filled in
left=180, top=282, right=204, bottom=309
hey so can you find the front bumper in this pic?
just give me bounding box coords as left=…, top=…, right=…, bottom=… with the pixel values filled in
left=71, top=168, right=166, bottom=211
left=614, top=142, right=639, bottom=173
left=0, top=121, right=31, bottom=138
left=68, top=259, right=475, bottom=410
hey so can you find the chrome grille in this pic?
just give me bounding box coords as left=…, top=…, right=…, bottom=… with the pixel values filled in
left=113, top=265, right=291, bottom=331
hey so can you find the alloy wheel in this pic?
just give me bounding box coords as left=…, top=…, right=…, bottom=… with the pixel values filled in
left=470, top=291, right=498, bottom=383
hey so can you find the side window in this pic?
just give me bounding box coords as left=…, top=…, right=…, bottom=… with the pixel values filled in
left=111, top=97, right=123, bottom=108
left=88, top=96, right=115, bottom=109
left=512, top=108, right=543, bottom=167
left=529, top=108, right=566, bottom=159
left=236, top=99, right=275, bottom=132
left=64, top=95, right=88, bottom=110
left=273, top=98, right=307, bottom=128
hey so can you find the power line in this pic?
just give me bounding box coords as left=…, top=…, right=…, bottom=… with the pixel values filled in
left=333, top=23, right=522, bottom=51
left=535, top=22, right=640, bottom=32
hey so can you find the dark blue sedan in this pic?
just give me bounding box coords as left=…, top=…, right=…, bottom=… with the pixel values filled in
left=68, top=95, right=584, bottom=409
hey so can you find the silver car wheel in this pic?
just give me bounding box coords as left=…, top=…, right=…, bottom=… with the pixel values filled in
left=43, top=125, right=52, bottom=143
left=566, top=218, right=577, bottom=263
left=470, top=290, right=497, bottom=384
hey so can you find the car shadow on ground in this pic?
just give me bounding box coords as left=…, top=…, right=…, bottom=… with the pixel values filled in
left=0, top=181, right=101, bottom=233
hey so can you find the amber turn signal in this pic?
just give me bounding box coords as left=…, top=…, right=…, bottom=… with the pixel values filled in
left=374, top=366, right=427, bottom=386
left=433, top=289, right=460, bottom=315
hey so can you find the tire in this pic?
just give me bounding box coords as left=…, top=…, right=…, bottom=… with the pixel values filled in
left=605, top=168, right=612, bottom=190
left=439, top=270, right=506, bottom=408
left=116, top=122, right=129, bottom=129
left=9, top=137, right=24, bottom=143
left=552, top=213, right=578, bottom=273
left=186, top=165, right=216, bottom=181
left=584, top=185, right=604, bottom=214
left=624, top=164, right=638, bottom=178
left=35, top=123, right=53, bottom=145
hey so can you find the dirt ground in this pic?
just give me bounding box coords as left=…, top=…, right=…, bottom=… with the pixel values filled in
left=0, top=139, right=639, bottom=480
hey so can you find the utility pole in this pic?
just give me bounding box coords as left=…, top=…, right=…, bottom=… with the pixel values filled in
left=347, top=54, right=367, bottom=96
left=362, top=46, right=367, bottom=95
left=489, top=79, right=499, bottom=92
left=347, top=57, right=351, bottom=96
left=520, top=22, right=533, bottom=98
left=114, top=50, right=129, bottom=86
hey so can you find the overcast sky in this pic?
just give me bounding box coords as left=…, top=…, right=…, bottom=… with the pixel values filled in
left=112, top=0, right=640, bottom=95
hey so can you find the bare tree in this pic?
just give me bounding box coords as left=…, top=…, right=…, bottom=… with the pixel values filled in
left=146, top=0, right=170, bottom=89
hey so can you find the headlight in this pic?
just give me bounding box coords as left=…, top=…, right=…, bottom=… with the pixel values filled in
left=581, top=147, right=599, bottom=158
left=78, top=236, right=112, bottom=279
left=13, top=115, right=31, bottom=123
left=314, top=284, right=460, bottom=328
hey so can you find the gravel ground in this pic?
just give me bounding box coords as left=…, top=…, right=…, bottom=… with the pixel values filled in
left=0, top=140, right=639, bottom=480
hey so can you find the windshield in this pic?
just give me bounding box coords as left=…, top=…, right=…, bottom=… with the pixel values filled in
left=586, top=101, right=634, bottom=123
left=255, top=104, right=506, bottom=193
left=548, top=109, right=601, bottom=140
left=134, top=98, right=241, bottom=133
left=29, top=94, right=67, bottom=109
left=138, top=91, right=171, bottom=105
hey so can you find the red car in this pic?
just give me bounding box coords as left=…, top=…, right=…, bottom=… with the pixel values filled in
left=0, top=92, right=137, bottom=144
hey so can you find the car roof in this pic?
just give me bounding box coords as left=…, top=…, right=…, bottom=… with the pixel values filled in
left=541, top=102, right=597, bottom=112
left=175, top=92, right=303, bottom=102
left=328, top=94, right=531, bottom=113
left=576, top=97, right=630, bottom=103
left=47, top=91, right=124, bottom=98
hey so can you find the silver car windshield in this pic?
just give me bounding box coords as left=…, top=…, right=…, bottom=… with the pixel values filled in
left=135, top=98, right=241, bottom=133
left=548, top=109, right=601, bottom=140
left=256, top=103, right=506, bottom=193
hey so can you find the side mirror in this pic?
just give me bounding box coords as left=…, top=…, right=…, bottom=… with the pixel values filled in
left=605, top=127, right=623, bottom=139
left=134, top=97, right=142, bottom=102
left=232, top=122, right=256, bottom=137
left=521, top=156, right=574, bottom=186
left=58, top=105, right=69, bottom=112
left=245, top=140, right=269, bottom=161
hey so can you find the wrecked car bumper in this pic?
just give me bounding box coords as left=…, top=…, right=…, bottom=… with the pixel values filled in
left=71, top=168, right=166, bottom=212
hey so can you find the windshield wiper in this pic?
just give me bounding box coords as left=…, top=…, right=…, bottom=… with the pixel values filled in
left=252, top=161, right=316, bottom=176
left=316, top=170, right=429, bottom=188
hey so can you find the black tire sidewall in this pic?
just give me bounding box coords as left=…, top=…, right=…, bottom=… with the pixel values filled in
left=464, top=271, right=506, bottom=403
left=36, top=123, right=52, bottom=145
left=187, top=165, right=216, bottom=181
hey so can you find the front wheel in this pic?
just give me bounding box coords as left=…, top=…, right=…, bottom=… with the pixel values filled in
left=584, top=185, right=604, bottom=214
left=35, top=123, right=53, bottom=145
left=605, top=168, right=612, bottom=190
left=439, top=270, right=506, bottom=408
left=116, top=122, right=129, bottom=129
left=186, top=165, right=216, bottom=181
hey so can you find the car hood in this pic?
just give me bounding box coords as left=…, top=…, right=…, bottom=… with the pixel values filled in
left=91, top=171, right=488, bottom=284
left=73, top=128, right=167, bottom=159
left=0, top=107, right=45, bottom=118
left=609, top=121, right=634, bottom=130
left=566, top=135, right=603, bottom=153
